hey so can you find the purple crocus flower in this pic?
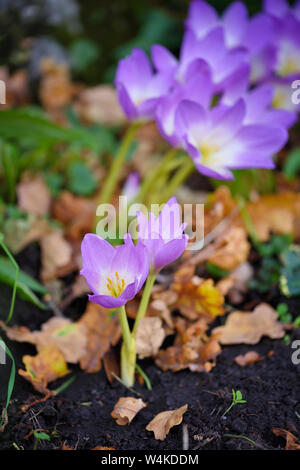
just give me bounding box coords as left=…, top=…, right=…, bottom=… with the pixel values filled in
left=248, top=0, right=300, bottom=83
left=174, top=98, right=288, bottom=180
left=186, top=1, right=273, bottom=57
left=137, top=197, right=188, bottom=273
left=122, top=172, right=140, bottom=203
left=222, top=65, right=297, bottom=128
left=80, top=233, right=149, bottom=308
left=115, top=48, right=172, bottom=121
left=152, top=27, right=247, bottom=92
left=156, top=68, right=213, bottom=147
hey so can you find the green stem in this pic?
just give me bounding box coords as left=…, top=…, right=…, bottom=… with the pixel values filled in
left=222, top=401, right=234, bottom=417
left=134, top=148, right=179, bottom=205
left=0, top=236, right=19, bottom=325
left=132, top=273, right=156, bottom=337
left=117, top=305, right=136, bottom=387
left=120, top=338, right=136, bottom=388
left=159, top=157, right=194, bottom=204
left=93, top=122, right=140, bottom=231
left=117, top=306, right=132, bottom=351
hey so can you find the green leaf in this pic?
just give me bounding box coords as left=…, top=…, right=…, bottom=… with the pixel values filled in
left=70, top=39, right=100, bottom=72
left=33, top=431, right=50, bottom=441
left=67, top=161, right=97, bottom=196
left=44, top=172, right=64, bottom=197
left=0, top=141, right=19, bottom=203
left=0, top=256, right=47, bottom=310
left=283, top=148, right=300, bottom=180
left=206, top=262, right=230, bottom=279
left=235, top=390, right=243, bottom=401
left=0, top=338, right=15, bottom=428
left=0, top=109, right=99, bottom=149
left=280, top=246, right=300, bottom=297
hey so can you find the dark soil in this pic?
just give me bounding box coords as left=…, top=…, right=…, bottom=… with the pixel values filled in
left=0, top=244, right=300, bottom=451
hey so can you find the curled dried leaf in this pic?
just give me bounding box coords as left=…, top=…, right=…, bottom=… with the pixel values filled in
left=19, top=347, right=70, bottom=395
left=40, top=230, right=74, bottom=282
left=272, top=428, right=300, bottom=450
left=172, top=277, right=225, bottom=321
left=111, top=397, right=147, bottom=425
left=136, top=317, right=166, bottom=359
left=207, top=227, right=250, bottom=271
left=146, top=404, right=188, bottom=440
left=2, top=317, right=87, bottom=364
left=17, top=175, right=52, bottom=216
left=156, top=318, right=221, bottom=372
left=79, top=302, right=121, bottom=373
left=213, top=303, right=285, bottom=345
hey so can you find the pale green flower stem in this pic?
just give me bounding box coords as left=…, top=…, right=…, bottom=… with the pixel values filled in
left=93, top=121, right=141, bottom=231
left=117, top=272, right=156, bottom=387
left=158, top=156, right=195, bottom=204
left=133, top=148, right=179, bottom=206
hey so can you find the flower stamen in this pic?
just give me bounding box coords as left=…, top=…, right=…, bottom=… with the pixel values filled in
left=106, top=271, right=126, bottom=297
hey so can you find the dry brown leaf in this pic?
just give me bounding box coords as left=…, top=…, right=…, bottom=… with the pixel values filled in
left=136, top=317, right=166, bottom=359
left=216, top=262, right=254, bottom=303
left=39, top=57, right=78, bottom=109
left=213, top=303, right=285, bottom=345
left=92, top=446, right=116, bottom=450
left=52, top=191, right=97, bottom=242
left=234, top=351, right=265, bottom=366
left=111, top=397, right=147, bottom=425
left=79, top=302, right=121, bottom=373
left=75, top=85, right=125, bottom=126
left=19, top=347, right=70, bottom=395
left=17, top=174, right=52, bottom=216
left=103, top=349, right=120, bottom=383
left=245, top=192, right=300, bottom=241
left=272, top=428, right=300, bottom=450
left=40, top=230, right=74, bottom=281
left=155, top=318, right=221, bottom=372
left=2, top=317, right=87, bottom=364
left=207, top=227, right=250, bottom=271
left=146, top=404, right=188, bottom=440
left=172, top=277, right=225, bottom=321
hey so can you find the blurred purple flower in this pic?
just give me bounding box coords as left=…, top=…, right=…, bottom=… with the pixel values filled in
left=137, top=197, right=188, bottom=273
left=222, top=65, right=297, bottom=128
left=156, top=69, right=213, bottom=147
left=115, top=48, right=172, bottom=121
left=174, top=98, right=288, bottom=180
left=80, top=233, right=149, bottom=308
left=152, top=27, right=247, bottom=92
left=122, top=172, right=140, bottom=203
left=186, top=1, right=273, bottom=57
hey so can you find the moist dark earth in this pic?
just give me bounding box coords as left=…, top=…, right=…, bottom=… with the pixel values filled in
left=0, top=244, right=299, bottom=451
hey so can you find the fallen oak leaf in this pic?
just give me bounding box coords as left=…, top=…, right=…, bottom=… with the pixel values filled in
left=79, top=302, right=121, bottom=373
left=172, top=277, right=225, bottom=321
left=19, top=347, right=70, bottom=395
left=17, top=174, right=52, bottom=216
left=155, top=318, right=221, bottom=372
left=244, top=192, right=300, bottom=242
left=111, top=397, right=147, bottom=425
left=146, top=404, right=188, bottom=441
left=52, top=191, right=97, bottom=242
left=40, top=230, right=74, bottom=282
left=2, top=317, right=87, bottom=364
left=207, top=227, right=250, bottom=271
left=272, top=428, right=300, bottom=450
left=213, top=303, right=285, bottom=345
left=136, top=317, right=166, bottom=359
